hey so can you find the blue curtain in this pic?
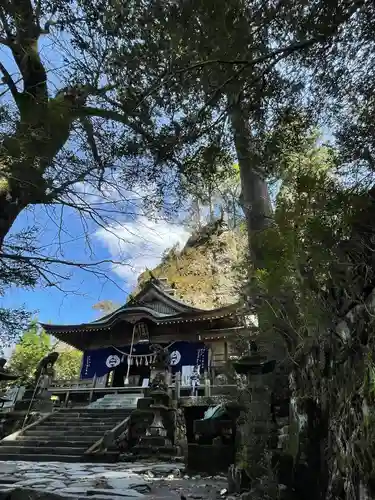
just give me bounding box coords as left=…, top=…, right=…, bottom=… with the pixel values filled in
left=80, top=341, right=208, bottom=379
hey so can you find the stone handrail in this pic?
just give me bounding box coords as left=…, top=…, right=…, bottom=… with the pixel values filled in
left=84, top=415, right=131, bottom=456
left=1, top=411, right=53, bottom=442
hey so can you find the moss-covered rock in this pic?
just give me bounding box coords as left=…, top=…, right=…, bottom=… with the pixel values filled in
left=136, top=222, right=246, bottom=309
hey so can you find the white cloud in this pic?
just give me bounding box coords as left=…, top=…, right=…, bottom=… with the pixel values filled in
left=68, top=178, right=156, bottom=215
left=95, top=216, right=191, bottom=285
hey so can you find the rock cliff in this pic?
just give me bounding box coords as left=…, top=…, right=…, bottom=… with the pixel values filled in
left=136, top=221, right=247, bottom=309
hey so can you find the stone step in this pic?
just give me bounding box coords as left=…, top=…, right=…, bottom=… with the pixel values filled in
left=6, top=438, right=96, bottom=447
left=51, top=411, right=130, bottom=418
left=91, top=397, right=141, bottom=400
left=89, top=401, right=137, bottom=405
left=95, top=394, right=142, bottom=398
left=0, top=453, right=84, bottom=462
left=53, top=410, right=131, bottom=417
left=91, top=399, right=140, bottom=403
left=51, top=412, right=129, bottom=418
left=46, top=416, right=125, bottom=424
left=88, top=407, right=137, bottom=410
left=91, top=397, right=141, bottom=401
left=49, top=414, right=126, bottom=421
left=0, top=405, right=134, bottom=464
left=27, top=428, right=112, bottom=436
left=36, top=421, right=117, bottom=428
left=0, top=451, right=119, bottom=463
left=90, top=399, right=139, bottom=402
left=89, top=403, right=137, bottom=406
left=0, top=445, right=88, bottom=455
left=30, top=428, right=113, bottom=436
left=132, top=452, right=179, bottom=461
left=23, top=427, right=105, bottom=438
left=89, top=404, right=137, bottom=412
left=88, top=395, right=142, bottom=409
left=57, top=405, right=134, bottom=409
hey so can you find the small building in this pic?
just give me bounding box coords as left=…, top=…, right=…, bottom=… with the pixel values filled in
left=41, top=279, right=254, bottom=397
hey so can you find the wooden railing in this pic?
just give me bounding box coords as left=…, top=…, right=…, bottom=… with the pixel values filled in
left=49, top=368, right=239, bottom=405
left=50, top=378, right=96, bottom=389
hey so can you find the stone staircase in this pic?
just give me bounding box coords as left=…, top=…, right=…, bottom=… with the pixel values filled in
left=0, top=407, right=132, bottom=463
left=88, top=393, right=142, bottom=409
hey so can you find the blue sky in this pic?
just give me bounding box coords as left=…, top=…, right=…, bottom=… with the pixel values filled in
left=0, top=17, right=333, bottom=344
left=0, top=30, right=192, bottom=334
left=1, top=197, right=190, bottom=327
left=1, top=205, right=126, bottom=326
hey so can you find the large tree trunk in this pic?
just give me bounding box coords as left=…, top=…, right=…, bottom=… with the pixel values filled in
left=0, top=191, right=27, bottom=249
left=229, top=98, right=273, bottom=270
left=0, top=153, right=48, bottom=249
left=0, top=97, right=79, bottom=250
left=228, top=96, right=287, bottom=496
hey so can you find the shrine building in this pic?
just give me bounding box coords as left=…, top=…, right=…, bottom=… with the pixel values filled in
left=41, top=278, right=251, bottom=391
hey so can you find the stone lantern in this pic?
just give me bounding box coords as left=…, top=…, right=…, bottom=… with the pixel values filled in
left=229, top=343, right=277, bottom=493
left=0, top=358, right=18, bottom=382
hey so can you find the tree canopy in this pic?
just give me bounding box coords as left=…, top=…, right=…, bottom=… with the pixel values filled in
left=1, top=1, right=375, bottom=496
left=7, top=321, right=82, bottom=384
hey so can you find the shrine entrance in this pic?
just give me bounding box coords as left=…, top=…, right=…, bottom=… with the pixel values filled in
left=111, top=361, right=150, bottom=387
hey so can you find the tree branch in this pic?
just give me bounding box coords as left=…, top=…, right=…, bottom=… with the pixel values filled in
left=170, top=37, right=325, bottom=75
left=4, top=0, right=48, bottom=102
left=0, top=37, right=11, bottom=46
left=0, top=252, right=128, bottom=269
left=80, top=116, right=105, bottom=189
left=81, top=106, right=154, bottom=142
left=0, top=61, right=19, bottom=100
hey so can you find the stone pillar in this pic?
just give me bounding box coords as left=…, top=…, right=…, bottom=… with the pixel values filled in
left=230, top=328, right=287, bottom=495
left=237, top=373, right=273, bottom=480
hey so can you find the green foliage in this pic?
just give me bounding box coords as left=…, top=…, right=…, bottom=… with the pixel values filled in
left=160, top=243, right=180, bottom=265
left=8, top=322, right=82, bottom=384
left=8, top=321, right=51, bottom=384
left=250, top=136, right=343, bottom=340
left=136, top=225, right=245, bottom=309
left=182, top=149, right=242, bottom=228
left=54, top=349, right=83, bottom=381
left=0, top=307, right=32, bottom=353
left=126, top=293, right=135, bottom=304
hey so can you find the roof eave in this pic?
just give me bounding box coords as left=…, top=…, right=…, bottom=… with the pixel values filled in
left=40, top=302, right=243, bottom=336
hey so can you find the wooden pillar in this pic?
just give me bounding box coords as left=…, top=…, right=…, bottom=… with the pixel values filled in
left=78, top=351, right=85, bottom=380
left=204, top=371, right=211, bottom=397
left=89, top=374, right=97, bottom=403
left=166, top=369, right=172, bottom=398
left=175, top=371, right=181, bottom=402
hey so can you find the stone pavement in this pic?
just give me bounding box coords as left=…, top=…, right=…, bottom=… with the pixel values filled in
left=0, top=460, right=227, bottom=500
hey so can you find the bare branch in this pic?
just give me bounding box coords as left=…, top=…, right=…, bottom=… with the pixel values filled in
left=0, top=37, right=11, bottom=46
left=80, top=106, right=154, bottom=142
left=0, top=252, right=128, bottom=269
left=0, top=61, right=19, bottom=100
left=4, top=0, right=48, bottom=102
left=173, top=37, right=324, bottom=73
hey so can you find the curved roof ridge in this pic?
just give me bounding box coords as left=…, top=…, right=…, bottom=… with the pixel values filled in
left=40, top=302, right=243, bottom=334
left=136, top=281, right=207, bottom=312
left=89, top=281, right=205, bottom=326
